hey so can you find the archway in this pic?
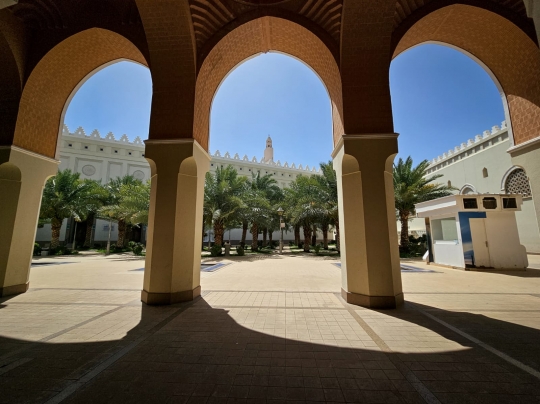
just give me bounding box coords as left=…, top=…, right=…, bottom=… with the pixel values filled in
left=193, top=16, right=343, bottom=151
left=390, top=4, right=540, bottom=257
left=141, top=16, right=375, bottom=307
left=0, top=28, right=148, bottom=298
left=204, top=51, right=334, bottom=256
left=392, top=4, right=540, bottom=147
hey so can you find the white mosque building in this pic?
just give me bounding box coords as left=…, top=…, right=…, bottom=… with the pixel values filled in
left=406, top=121, right=540, bottom=253
left=35, top=125, right=321, bottom=246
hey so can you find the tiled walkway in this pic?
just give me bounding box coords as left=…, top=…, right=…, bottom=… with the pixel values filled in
left=1, top=254, right=540, bottom=403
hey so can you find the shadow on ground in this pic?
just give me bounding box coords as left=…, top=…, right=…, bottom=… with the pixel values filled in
left=0, top=294, right=539, bottom=403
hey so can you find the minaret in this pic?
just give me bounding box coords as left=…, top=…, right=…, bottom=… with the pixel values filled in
left=263, top=135, right=274, bottom=163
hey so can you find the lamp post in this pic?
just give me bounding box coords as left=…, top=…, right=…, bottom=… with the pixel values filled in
left=277, top=207, right=284, bottom=254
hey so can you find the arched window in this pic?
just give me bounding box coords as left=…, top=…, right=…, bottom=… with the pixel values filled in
left=460, top=184, right=476, bottom=195
left=482, top=168, right=488, bottom=178
left=447, top=180, right=452, bottom=187
left=505, top=168, right=532, bottom=198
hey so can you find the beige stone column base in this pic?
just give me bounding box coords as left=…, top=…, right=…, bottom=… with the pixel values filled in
left=141, top=139, right=210, bottom=306
left=341, top=288, right=404, bottom=309
left=332, top=134, right=404, bottom=309
left=141, top=286, right=201, bottom=305
left=0, top=282, right=29, bottom=298
left=0, top=146, right=58, bottom=298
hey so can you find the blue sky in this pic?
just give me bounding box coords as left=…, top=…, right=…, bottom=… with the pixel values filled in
left=65, top=44, right=505, bottom=167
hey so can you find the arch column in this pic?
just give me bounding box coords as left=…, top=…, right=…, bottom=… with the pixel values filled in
left=524, top=0, right=540, bottom=45
left=142, top=139, right=210, bottom=305
left=332, top=135, right=403, bottom=309
left=0, top=146, right=58, bottom=297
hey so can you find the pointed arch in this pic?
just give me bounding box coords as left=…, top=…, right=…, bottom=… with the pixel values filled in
left=12, top=28, right=148, bottom=158
left=193, top=16, right=343, bottom=151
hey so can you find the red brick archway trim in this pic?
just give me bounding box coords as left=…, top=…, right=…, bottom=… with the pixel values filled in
left=392, top=4, right=540, bottom=146
left=193, top=16, right=344, bottom=151
left=13, top=28, right=148, bottom=158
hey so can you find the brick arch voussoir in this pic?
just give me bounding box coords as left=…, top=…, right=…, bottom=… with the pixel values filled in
left=13, top=28, right=148, bottom=158
left=193, top=16, right=344, bottom=152
left=392, top=4, right=540, bottom=146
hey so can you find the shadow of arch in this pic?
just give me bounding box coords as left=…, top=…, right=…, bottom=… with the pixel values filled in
left=193, top=16, right=344, bottom=152
left=12, top=28, right=148, bottom=159
left=392, top=4, right=540, bottom=147
left=1, top=297, right=540, bottom=402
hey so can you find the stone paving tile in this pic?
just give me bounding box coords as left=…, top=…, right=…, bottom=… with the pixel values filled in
left=1, top=256, right=540, bottom=403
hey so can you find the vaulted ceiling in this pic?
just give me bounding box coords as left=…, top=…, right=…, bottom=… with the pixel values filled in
left=5, top=0, right=534, bottom=65
left=188, top=0, right=343, bottom=52
left=394, top=0, right=527, bottom=28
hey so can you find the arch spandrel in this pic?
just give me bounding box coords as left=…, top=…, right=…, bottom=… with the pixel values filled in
left=193, top=16, right=344, bottom=152
left=13, top=28, right=148, bottom=159
left=392, top=4, right=540, bottom=147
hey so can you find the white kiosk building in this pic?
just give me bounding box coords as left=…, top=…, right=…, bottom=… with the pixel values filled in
left=416, top=194, right=529, bottom=270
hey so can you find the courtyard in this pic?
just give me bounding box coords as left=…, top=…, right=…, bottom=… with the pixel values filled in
left=1, top=254, right=540, bottom=403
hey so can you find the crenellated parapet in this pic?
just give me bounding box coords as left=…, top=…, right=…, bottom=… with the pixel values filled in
left=427, top=121, right=509, bottom=172
left=63, top=124, right=145, bottom=147
left=208, top=150, right=321, bottom=174
left=61, top=124, right=321, bottom=174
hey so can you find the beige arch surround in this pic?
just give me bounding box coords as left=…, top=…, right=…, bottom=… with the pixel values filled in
left=392, top=4, right=540, bottom=147
left=193, top=16, right=344, bottom=151
left=13, top=28, right=148, bottom=159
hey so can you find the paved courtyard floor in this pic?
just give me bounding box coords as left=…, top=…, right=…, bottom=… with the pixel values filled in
left=1, top=253, right=540, bottom=403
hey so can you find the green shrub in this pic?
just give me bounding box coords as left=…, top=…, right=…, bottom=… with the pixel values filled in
left=313, top=245, right=321, bottom=254
left=132, top=243, right=144, bottom=255
left=210, top=244, right=222, bottom=257
left=34, top=243, right=42, bottom=256
left=236, top=246, right=245, bottom=256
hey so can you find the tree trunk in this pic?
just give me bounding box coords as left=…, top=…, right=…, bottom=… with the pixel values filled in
left=50, top=218, right=62, bottom=250
left=303, top=224, right=312, bottom=252
left=322, top=223, right=329, bottom=249
left=262, top=228, right=267, bottom=247
left=400, top=212, right=410, bottom=248
left=268, top=230, right=273, bottom=244
left=241, top=221, right=248, bottom=247
left=214, top=222, right=224, bottom=246
left=335, top=221, right=340, bottom=253
left=106, top=219, right=113, bottom=254
left=84, top=213, right=95, bottom=248
left=125, top=224, right=133, bottom=245
left=71, top=220, right=78, bottom=249
left=312, top=224, right=317, bottom=246
left=251, top=223, right=259, bottom=251
left=294, top=224, right=300, bottom=246
left=117, top=219, right=126, bottom=248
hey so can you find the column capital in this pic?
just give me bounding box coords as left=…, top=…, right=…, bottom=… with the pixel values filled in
left=332, top=133, right=399, bottom=159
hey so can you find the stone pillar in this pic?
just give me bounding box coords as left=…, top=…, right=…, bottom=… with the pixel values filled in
left=524, top=0, right=540, bottom=46
left=332, top=135, right=403, bottom=309
left=142, top=139, right=210, bottom=305
left=0, top=146, right=58, bottom=297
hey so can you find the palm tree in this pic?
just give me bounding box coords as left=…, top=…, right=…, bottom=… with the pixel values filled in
left=82, top=180, right=109, bottom=249
left=247, top=171, right=282, bottom=250
left=99, top=175, right=143, bottom=249
left=394, top=157, right=455, bottom=249
left=39, top=169, right=99, bottom=249
left=243, top=188, right=273, bottom=251
left=285, top=175, right=324, bottom=252
left=120, top=180, right=151, bottom=225
left=314, top=161, right=339, bottom=250
left=204, top=165, right=247, bottom=246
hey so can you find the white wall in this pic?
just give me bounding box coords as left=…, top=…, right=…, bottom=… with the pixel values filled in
left=401, top=124, right=540, bottom=252
left=485, top=212, right=528, bottom=269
